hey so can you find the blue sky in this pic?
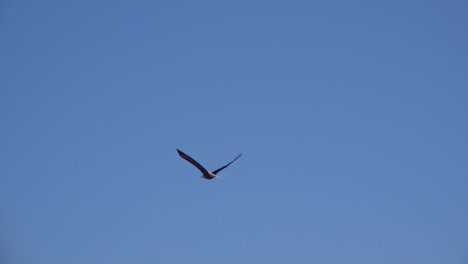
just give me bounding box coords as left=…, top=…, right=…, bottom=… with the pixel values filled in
left=1, top=1, right=467, bottom=263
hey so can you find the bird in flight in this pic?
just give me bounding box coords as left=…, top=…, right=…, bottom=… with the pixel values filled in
left=177, top=149, right=242, bottom=180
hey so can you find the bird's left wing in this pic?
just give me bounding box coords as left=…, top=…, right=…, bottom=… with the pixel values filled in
left=177, top=149, right=210, bottom=176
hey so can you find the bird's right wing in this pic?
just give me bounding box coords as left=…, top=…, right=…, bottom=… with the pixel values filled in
left=177, top=149, right=210, bottom=176
left=212, top=153, right=242, bottom=175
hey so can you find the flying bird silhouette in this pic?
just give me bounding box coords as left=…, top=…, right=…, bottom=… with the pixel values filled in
left=177, top=149, right=242, bottom=180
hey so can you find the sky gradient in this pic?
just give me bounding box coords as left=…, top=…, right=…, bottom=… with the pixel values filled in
left=1, top=1, right=467, bottom=263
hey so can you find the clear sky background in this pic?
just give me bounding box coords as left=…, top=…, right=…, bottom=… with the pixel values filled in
left=1, top=1, right=467, bottom=263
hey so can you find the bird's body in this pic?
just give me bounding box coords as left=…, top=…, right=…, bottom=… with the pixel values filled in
left=203, top=172, right=217, bottom=180
left=177, top=149, right=242, bottom=180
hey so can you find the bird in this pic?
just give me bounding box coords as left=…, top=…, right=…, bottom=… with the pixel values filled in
left=177, top=149, right=242, bottom=180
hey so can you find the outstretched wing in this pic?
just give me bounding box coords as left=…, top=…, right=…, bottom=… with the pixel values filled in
left=177, top=149, right=209, bottom=176
left=212, top=153, right=242, bottom=175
